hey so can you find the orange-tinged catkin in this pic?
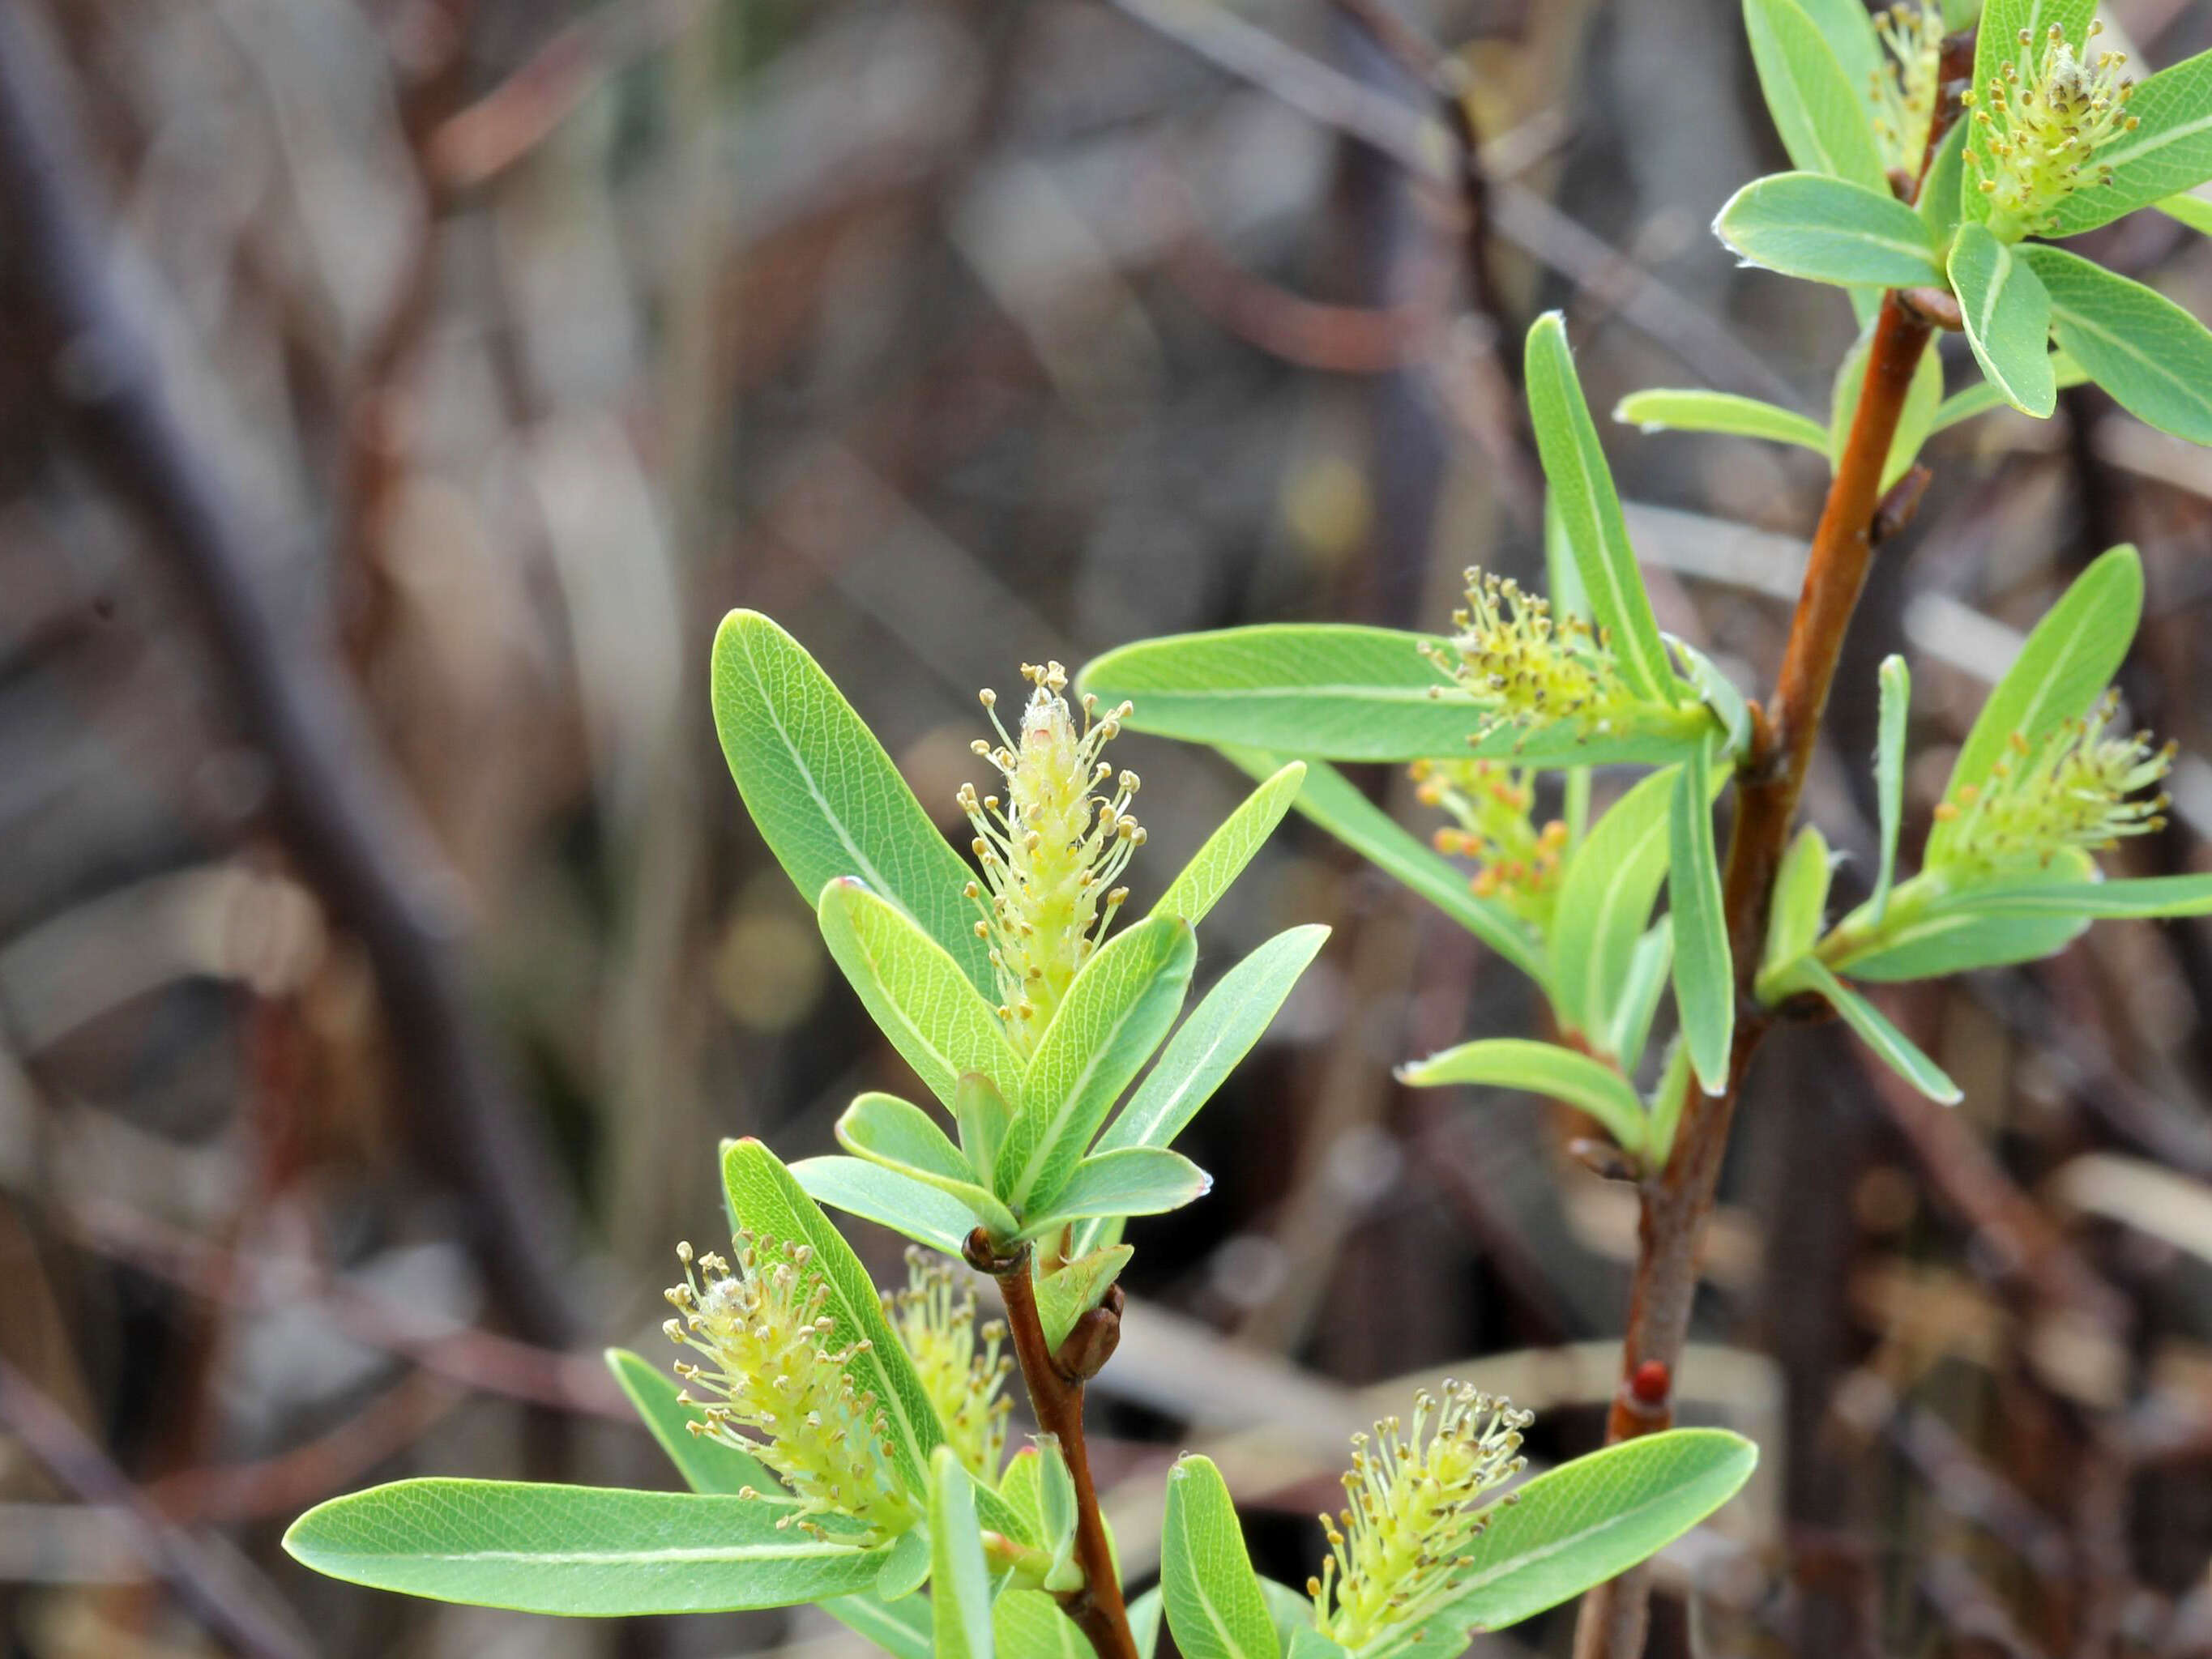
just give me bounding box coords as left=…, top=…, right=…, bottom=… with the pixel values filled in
left=959, top=663, right=1143, bottom=1052
left=664, top=1238, right=918, bottom=1542
left=1411, top=758, right=1568, bottom=929
left=1310, top=1383, right=1533, bottom=1657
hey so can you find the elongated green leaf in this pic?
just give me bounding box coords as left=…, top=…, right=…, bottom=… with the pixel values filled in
left=1033, top=1243, right=1134, bottom=1350
left=1608, top=919, right=1675, bottom=1074
left=878, top=1528, right=931, bottom=1601
left=837, top=1093, right=1019, bottom=1239
left=1965, top=0, right=2099, bottom=225
left=956, top=1073, right=1015, bottom=1188
left=1929, top=544, right=2142, bottom=865
left=829, top=1587, right=936, bottom=1659
left=1079, top=629, right=1704, bottom=768
left=2160, top=190, right=2212, bottom=235
left=1917, top=873, right=2212, bottom=918
left=1671, top=638, right=1753, bottom=759
left=2045, top=49, right=2212, bottom=236
left=997, top=1590, right=1091, bottom=1659
left=1949, top=222, right=2056, bottom=417
left=2024, top=246, right=2212, bottom=444
left=1548, top=766, right=1682, bottom=1046
left=1669, top=742, right=1734, bottom=1095
left=284, top=1481, right=888, bottom=1614
left=1929, top=353, right=2089, bottom=434
left=605, top=1348, right=773, bottom=1498
left=1760, top=823, right=1832, bottom=985
left=1613, top=388, right=1830, bottom=451
left=1399, top=1038, right=1646, bottom=1155
left=932, top=1451, right=996, bottom=1659
left=1824, top=854, right=2099, bottom=979
left=1919, top=117, right=1966, bottom=244
left=1023, top=1148, right=1211, bottom=1236
left=1776, top=957, right=1961, bottom=1102
left=791, top=1155, right=979, bottom=1256
left=723, top=1139, right=946, bottom=1492
left=1153, top=763, right=1305, bottom=928
left=1131, top=1588, right=1166, bottom=1659
left=997, top=917, right=1196, bottom=1213
left=1225, top=751, right=1545, bottom=984
left=818, top=878, right=1025, bottom=1115
left=1715, top=172, right=1945, bottom=288
left=1794, top=0, right=1882, bottom=100
left=1873, top=655, right=1909, bottom=923
left=1646, top=1038, right=1694, bottom=1165
left=1743, top=0, right=1887, bottom=190
left=712, top=612, right=992, bottom=991
left=1097, top=926, right=1329, bottom=1158
left=1525, top=313, right=1676, bottom=704
left=1163, top=1456, right=1279, bottom=1659
left=1427, top=1430, right=1757, bottom=1636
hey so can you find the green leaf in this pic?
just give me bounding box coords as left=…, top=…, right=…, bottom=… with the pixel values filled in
left=996, top=1591, right=1092, bottom=1659
left=1912, top=873, right=2212, bottom=918
left=1399, top=1038, right=1646, bottom=1156
left=997, top=917, right=1197, bottom=1214
left=2045, top=49, right=2212, bottom=236
left=711, top=611, right=992, bottom=992
left=1792, top=0, right=1883, bottom=102
left=1646, top=1038, right=1693, bottom=1165
left=1949, top=222, right=2056, bottom=417
left=1614, top=387, right=1830, bottom=452
left=1873, top=654, right=1909, bottom=924
left=1670, top=638, right=1753, bottom=758
left=1427, top=1429, right=1757, bottom=1636
left=878, top=1528, right=932, bottom=1601
left=283, top=1481, right=888, bottom=1614
left=1760, top=823, right=1833, bottom=984
left=791, top=1155, right=980, bottom=1256
left=1826, top=855, right=2098, bottom=979
left=1035, top=1439, right=1079, bottom=1589
left=836, top=1093, right=1020, bottom=1239
left=723, top=1139, right=946, bottom=1492
left=1225, top=751, right=1545, bottom=984
left=2159, top=190, right=2212, bottom=235
left=828, top=1587, right=936, bottom=1659
left=1524, top=313, right=1677, bottom=704
left=818, top=877, right=1026, bottom=1115
left=1153, top=763, right=1305, bottom=928
left=932, top=1451, right=997, bottom=1659
left=1022, top=1148, right=1211, bottom=1237
left=1929, top=543, right=2142, bottom=866
left=1964, top=0, right=2098, bottom=225
left=1772, top=957, right=1961, bottom=1102
left=1608, top=919, right=1675, bottom=1074
left=955, top=1073, right=1016, bottom=1188
left=1928, top=352, right=2089, bottom=434
left=2024, top=246, right=2212, bottom=444
left=1669, top=741, right=1735, bottom=1095
left=604, top=1347, right=772, bottom=1498
left=1715, top=172, right=1945, bottom=288
left=1131, top=1588, right=1166, bottom=1659
left=1162, top=1456, right=1279, bottom=1659
left=1079, top=628, right=1704, bottom=768
left=1548, top=766, right=1682, bottom=1047
left=1919, top=117, right=1967, bottom=245
left=1742, top=0, right=1887, bottom=191
left=1095, top=926, right=1329, bottom=1158
left=1033, top=1243, right=1135, bottom=1350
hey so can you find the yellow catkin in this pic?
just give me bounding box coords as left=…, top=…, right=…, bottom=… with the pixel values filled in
left=959, top=663, right=1144, bottom=1052
left=1419, top=568, right=1642, bottom=748
left=1310, top=1384, right=1533, bottom=1657
left=663, top=1238, right=918, bottom=1542
left=1869, top=1, right=1946, bottom=177
left=1935, top=690, right=2172, bottom=873
left=881, top=1249, right=1013, bottom=1482
left=1411, top=758, right=1569, bottom=928
left=1965, top=21, right=2139, bottom=241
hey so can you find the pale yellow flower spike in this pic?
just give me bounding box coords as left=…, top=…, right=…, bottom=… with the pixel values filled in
left=1310, top=1384, right=1534, bottom=1658
left=1870, top=1, right=1946, bottom=178
left=1965, top=19, right=2140, bottom=241
left=882, top=1249, right=1013, bottom=1482
left=1419, top=568, right=1642, bottom=747
left=1933, top=690, right=2173, bottom=872
left=663, top=1238, right=919, bottom=1543
left=959, top=662, right=1145, bottom=1052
